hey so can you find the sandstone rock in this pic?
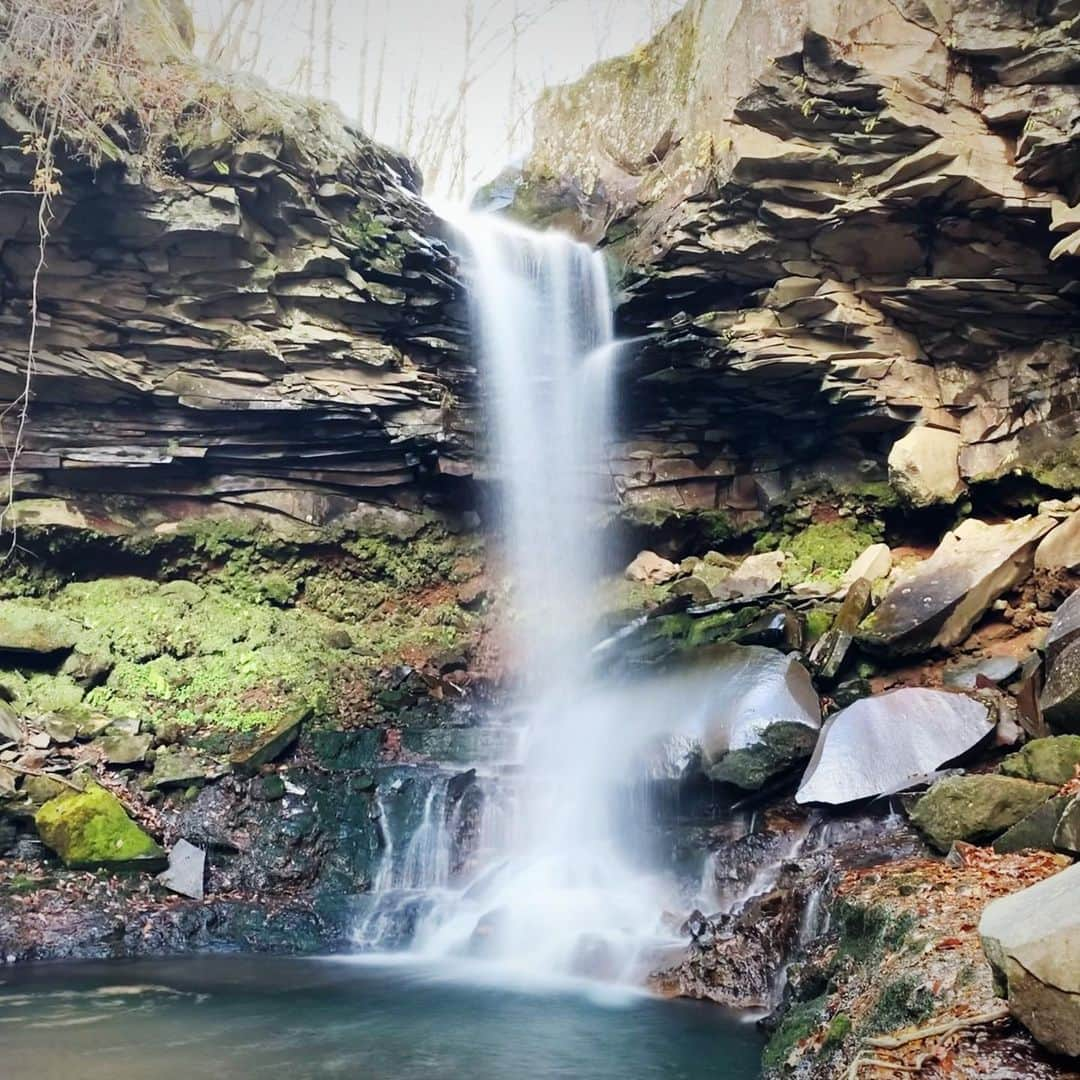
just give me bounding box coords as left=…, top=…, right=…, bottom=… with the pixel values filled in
left=981, top=861, right=1080, bottom=1058
left=1040, top=639, right=1080, bottom=733
left=152, top=747, right=213, bottom=789
left=1035, top=511, right=1080, bottom=571
left=698, top=644, right=821, bottom=790
left=858, top=517, right=1056, bottom=656
left=35, top=783, right=166, bottom=871
left=156, top=838, right=206, bottom=900
left=1001, top=735, right=1080, bottom=786
left=835, top=543, right=892, bottom=598
left=40, top=714, right=78, bottom=745
left=625, top=550, right=680, bottom=585
left=888, top=427, right=966, bottom=507
left=797, top=689, right=995, bottom=807
left=712, top=551, right=785, bottom=601
left=909, top=775, right=1057, bottom=852
left=0, top=602, right=80, bottom=655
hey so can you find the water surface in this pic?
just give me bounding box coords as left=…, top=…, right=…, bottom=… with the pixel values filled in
left=0, top=955, right=762, bottom=1079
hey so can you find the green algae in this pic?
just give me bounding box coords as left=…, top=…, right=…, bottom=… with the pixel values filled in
left=35, top=783, right=165, bottom=870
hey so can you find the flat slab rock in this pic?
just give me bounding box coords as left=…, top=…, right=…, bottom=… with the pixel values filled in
left=157, top=838, right=206, bottom=901
left=796, top=688, right=994, bottom=806
left=858, top=516, right=1055, bottom=655
left=981, top=861, right=1080, bottom=1057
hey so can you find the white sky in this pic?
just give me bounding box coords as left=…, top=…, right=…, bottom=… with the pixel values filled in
left=190, top=0, right=681, bottom=198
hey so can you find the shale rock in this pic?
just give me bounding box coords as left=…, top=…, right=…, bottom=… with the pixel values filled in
left=712, top=551, right=785, bottom=601
left=859, top=517, right=1055, bottom=655
left=1041, top=640, right=1080, bottom=733
left=1046, top=589, right=1080, bottom=668
left=910, top=775, right=1057, bottom=852
left=699, top=644, right=821, bottom=789
left=231, top=708, right=306, bottom=774
left=35, top=784, right=166, bottom=871
left=835, top=544, right=891, bottom=597
left=157, top=839, right=206, bottom=901
left=1051, top=794, right=1080, bottom=856
left=797, top=689, right=994, bottom=806
left=993, top=797, right=1071, bottom=855
left=1036, top=511, right=1080, bottom=571
left=981, top=861, right=1080, bottom=1058
left=97, top=733, right=153, bottom=766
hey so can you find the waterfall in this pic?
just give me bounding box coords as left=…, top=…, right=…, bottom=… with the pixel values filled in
left=356, top=210, right=702, bottom=985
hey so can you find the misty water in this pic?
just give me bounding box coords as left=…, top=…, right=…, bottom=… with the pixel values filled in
left=0, top=956, right=763, bottom=1079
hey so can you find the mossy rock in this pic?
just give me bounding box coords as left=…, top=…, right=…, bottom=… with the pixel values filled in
left=782, top=521, right=877, bottom=588
left=708, top=722, right=819, bottom=791
left=909, top=775, right=1058, bottom=852
left=0, top=601, right=81, bottom=654
left=1001, top=736, right=1080, bottom=786
left=35, top=783, right=166, bottom=871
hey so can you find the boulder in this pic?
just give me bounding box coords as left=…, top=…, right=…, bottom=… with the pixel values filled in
left=888, top=426, right=966, bottom=507
left=40, top=713, right=79, bottom=745
left=909, top=775, right=1057, bottom=852
left=834, top=543, right=892, bottom=597
left=993, top=797, right=1071, bottom=855
left=35, top=783, right=166, bottom=871
left=1001, top=735, right=1080, bottom=786
left=156, top=838, right=206, bottom=900
left=0, top=602, right=81, bottom=655
left=97, top=733, right=153, bottom=765
left=981, top=861, right=1080, bottom=1058
left=858, top=517, right=1056, bottom=656
left=1035, top=511, right=1080, bottom=571
left=230, top=708, right=306, bottom=775
left=1040, top=639, right=1080, bottom=734
left=797, top=689, right=995, bottom=806
left=698, top=644, right=821, bottom=790
left=625, top=550, right=680, bottom=585
left=712, top=551, right=785, bottom=601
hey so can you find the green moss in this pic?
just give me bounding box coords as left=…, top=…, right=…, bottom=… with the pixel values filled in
left=34, top=783, right=165, bottom=870
left=804, top=608, right=834, bottom=642
left=23, top=674, right=85, bottom=714
left=1030, top=436, right=1080, bottom=491
left=762, top=993, right=828, bottom=1073
left=783, top=521, right=876, bottom=587
left=832, top=899, right=916, bottom=966
left=862, top=976, right=935, bottom=1037
left=822, top=1012, right=852, bottom=1051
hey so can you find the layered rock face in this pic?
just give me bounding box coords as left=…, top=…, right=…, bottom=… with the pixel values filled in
left=516, top=0, right=1080, bottom=526
left=0, top=5, right=469, bottom=536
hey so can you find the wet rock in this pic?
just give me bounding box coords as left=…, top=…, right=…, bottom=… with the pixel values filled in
left=254, top=774, right=286, bottom=801
left=625, top=550, right=680, bottom=585
left=1040, top=640, right=1080, bottom=733
left=993, top=797, right=1071, bottom=855
left=1035, top=511, right=1080, bottom=571
left=737, top=606, right=802, bottom=651
left=97, top=733, right=153, bottom=766
left=230, top=708, right=306, bottom=775
left=699, top=644, right=821, bottom=790
left=797, top=689, right=994, bottom=806
left=1001, top=736, right=1080, bottom=786
left=0, top=602, right=80, bottom=655
left=35, top=783, right=166, bottom=871
left=808, top=578, right=871, bottom=680
left=943, top=656, right=1022, bottom=690
left=981, top=861, right=1080, bottom=1058
left=888, top=426, right=966, bottom=507
left=156, top=839, right=206, bottom=901
left=859, top=517, right=1056, bottom=656
left=910, top=775, right=1057, bottom=852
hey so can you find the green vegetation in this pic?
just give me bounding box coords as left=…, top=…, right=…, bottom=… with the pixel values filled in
left=781, top=521, right=878, bottom=589
left=762, top=993, right=828, bottom=1072
left=1030, top=435, right=1080, bottom=492
left=863, top=975, right=935, bottom=1037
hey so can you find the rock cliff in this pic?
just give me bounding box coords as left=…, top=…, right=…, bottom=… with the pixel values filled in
left=513, top=0, right=1080, bottom=530
left=0, top=0, right=471, bottom=537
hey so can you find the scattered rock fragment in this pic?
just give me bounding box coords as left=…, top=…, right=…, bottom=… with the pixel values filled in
left=625, top=550, right=680, bottom=585
left=230, top=708, right=307, bottom=775
left=888, top=426, right=966, bottom=507
left=156, top=838, right=206, bottom=900
left=1001, top=735, right=1080, bottom=786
